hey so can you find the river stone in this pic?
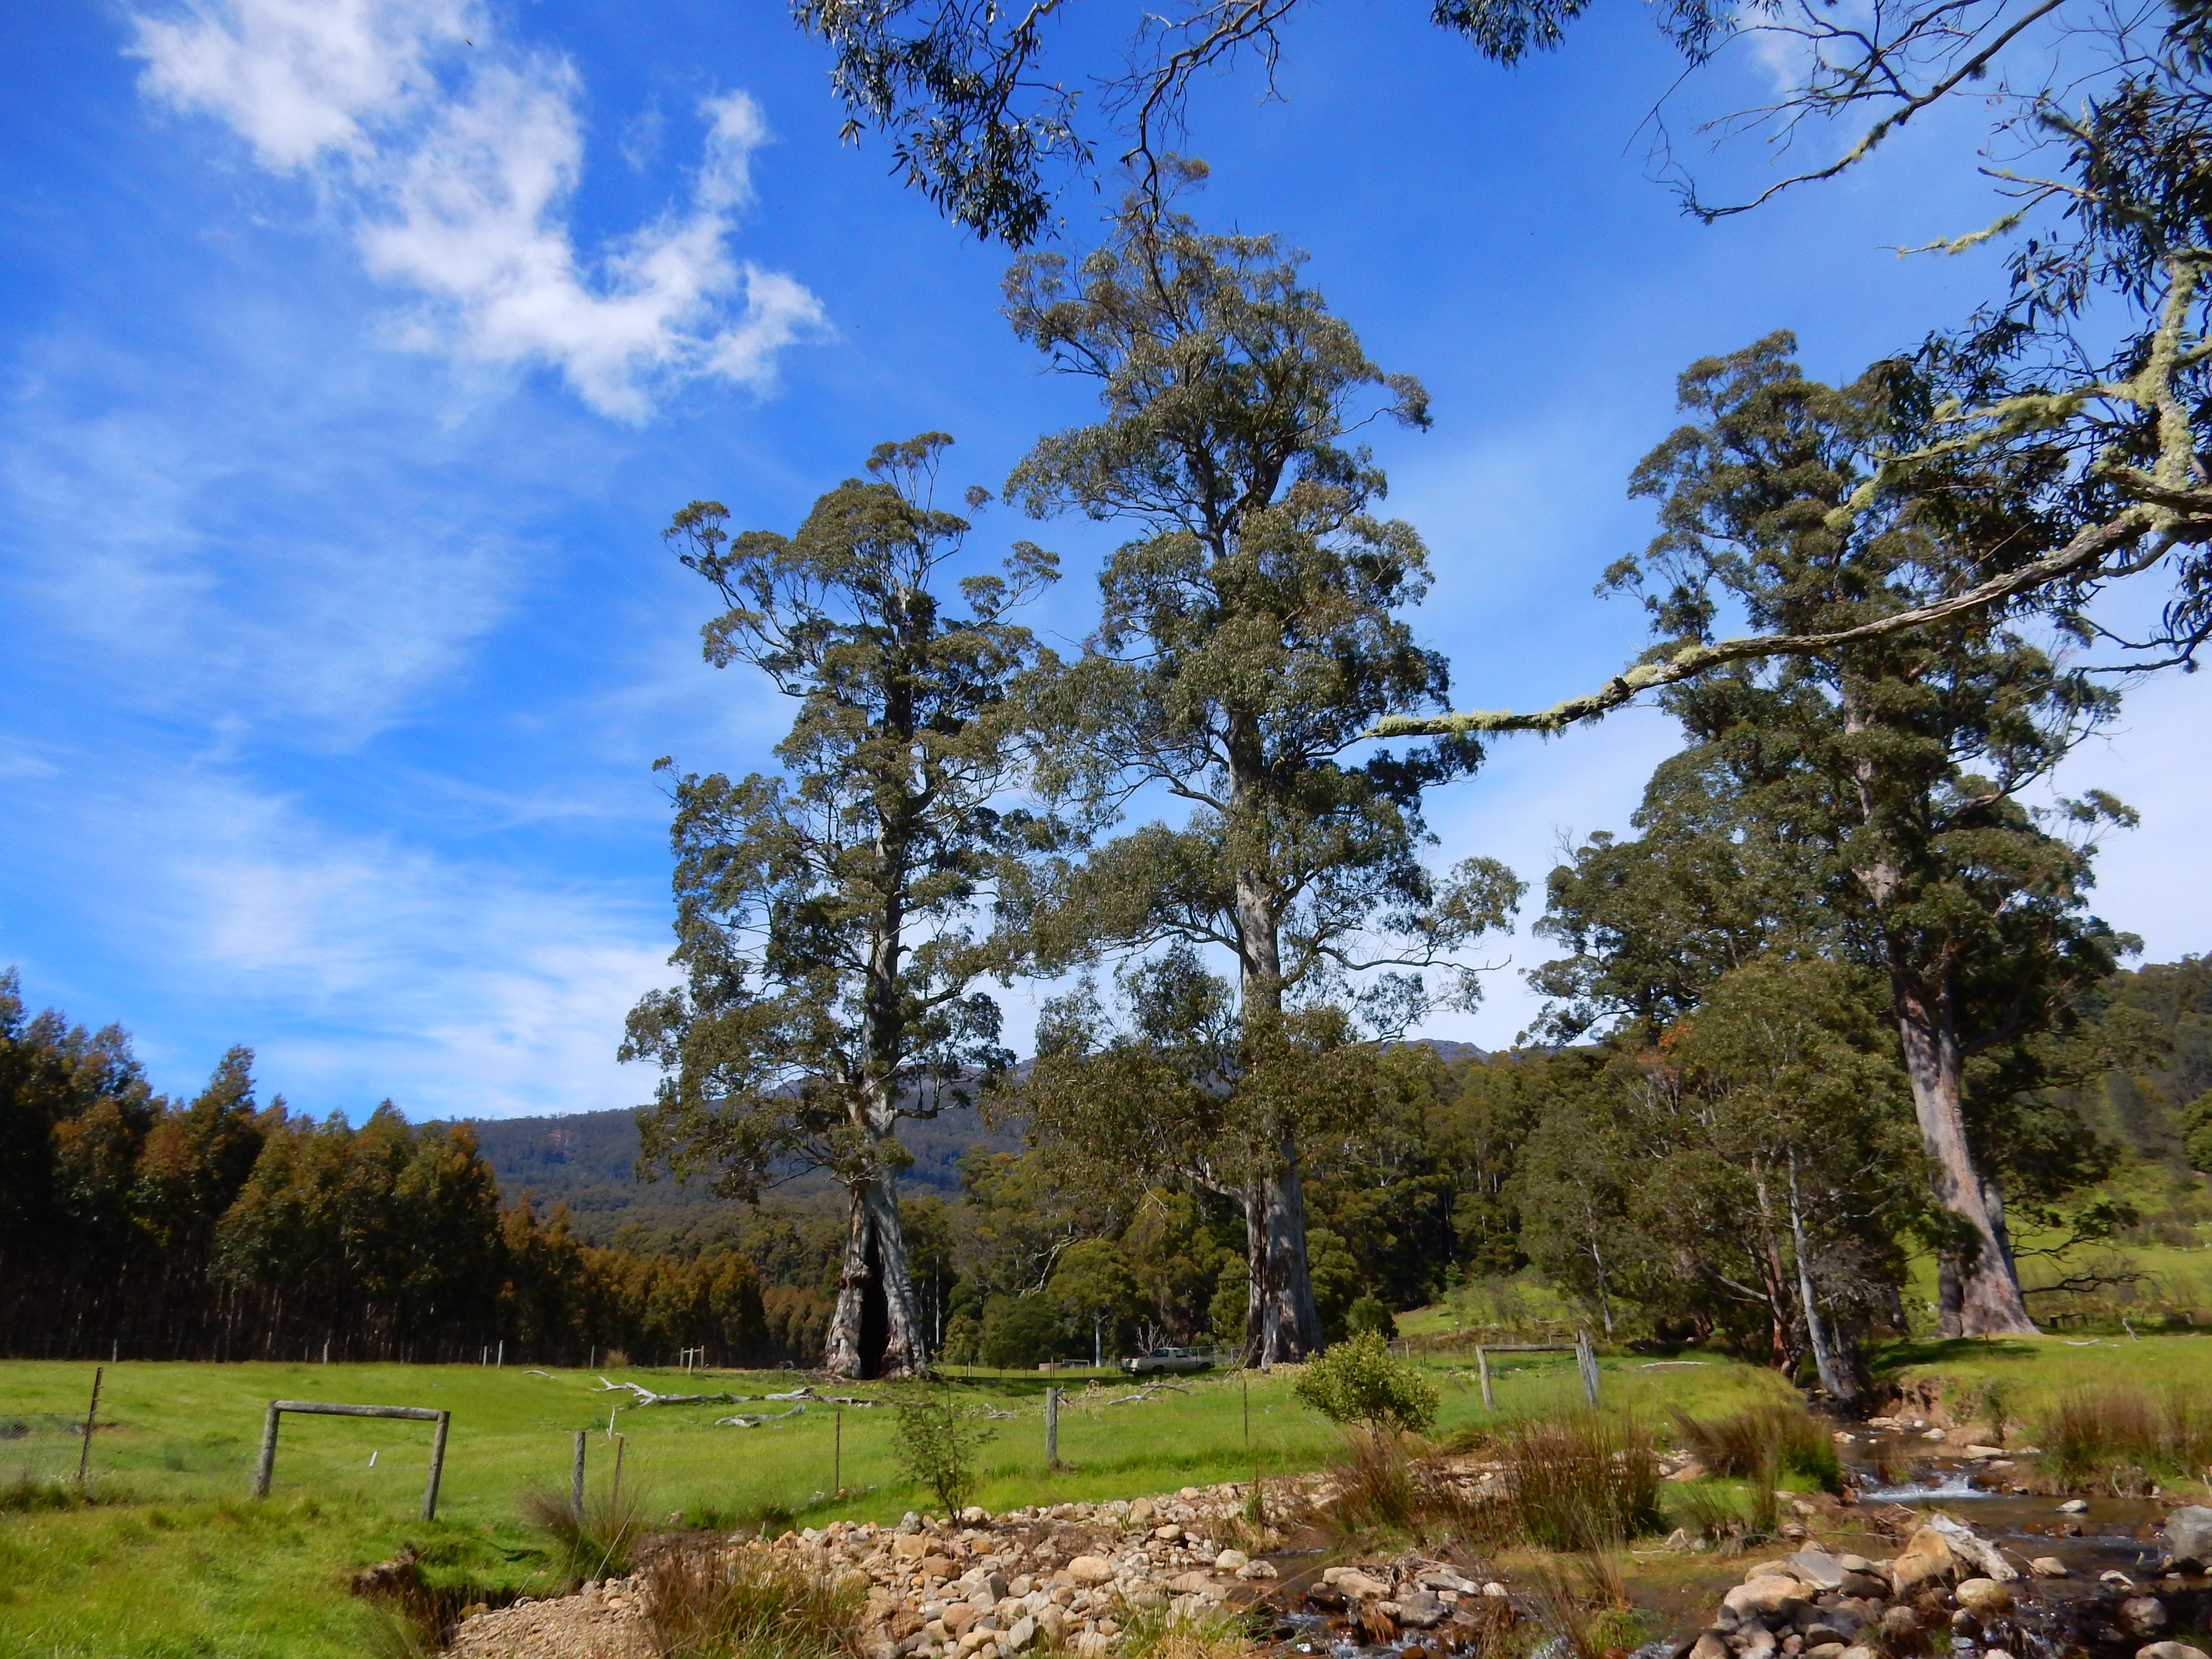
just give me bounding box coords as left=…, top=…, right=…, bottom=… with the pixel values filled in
left=1803, top=1644, right=1846, bottom=1659
left=1880, top=1606, right=1920, bottom=1639
left=2121, top=1598, right=2171, bottom=1638
left=2164, top=1506, right=2212, bottom=1571
left=1004, top=1616, right=1036, bottom=1653
left=1399, top=1592, right=1450, bottom=1629
left=1165, top=1572, right=1214, bottom=1596
left=1957, top=1579, right=2014, bottom=1615
left=894, top=1536, right=934, bottom=1559
left=1788, top=1551, right=1848, bottom=1591
left=1687, top=1633, right=1730, bottom=1659
left=1927, top=1514, right=2019, bottom=1582
left=2058, top=1500, right=2090, bottom=1514
left=1837, top=1647, right=1876, bottom=1659
left=1214, top=1549, right=1249, bottom=1573
left=2135, top=1644, right=2212, bottom=1659
left=1724, top=1578, right=1808, bottom=1624
left=1890, top=1528, right=1958, bottom=1593
left=2031, top=1558, right=2070, bottom=1578
left=1065, top=1556, right=1114, bottom=1585
left=1331, top=1569, right=1392, bottom=1600
left=1839, top=1571, right=1890, bottom=1601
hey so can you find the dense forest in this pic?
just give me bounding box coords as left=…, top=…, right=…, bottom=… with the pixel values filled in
left=7, top=956, right=2202, bottom=1372
left=0, top=969, right=826, bottom=1366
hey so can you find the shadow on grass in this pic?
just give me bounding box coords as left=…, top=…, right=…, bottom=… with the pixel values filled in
left=1870, top=1338, right=2042, bottom=1370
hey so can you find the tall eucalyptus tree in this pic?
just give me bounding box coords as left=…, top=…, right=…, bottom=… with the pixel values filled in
left=1005, top=170, right=1519, bottom=1363
left=624, top=435, right=1057, bottom=1379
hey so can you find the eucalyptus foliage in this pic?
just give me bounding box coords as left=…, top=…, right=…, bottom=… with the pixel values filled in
left=1002, top=172, right=1519, bottom=1362
left=625, top=435, right=1058, bottom=1378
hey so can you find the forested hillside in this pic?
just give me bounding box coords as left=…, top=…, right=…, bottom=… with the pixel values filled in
left=4, top=959, right=2203, bottom=1371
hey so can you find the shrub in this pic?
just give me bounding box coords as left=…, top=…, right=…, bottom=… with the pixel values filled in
left=1670, top=1404, right=1842, bottom=1493
left=1291, top=1332, right=1438, bottom=1437
left=1498, top=1414, right=1664, bottom=1553
left=1345, top=1296, right=1399, bottom=1340
left=646, top=1548, right=866, bottom=1659
left=890, top=1391, right=996, bottom=1515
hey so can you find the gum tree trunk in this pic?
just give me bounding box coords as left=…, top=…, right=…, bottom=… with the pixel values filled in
left=1893, top=977, right=2037, bottom=1336
left=823, top=1164, right=928, bottom=1378
left=823, top=854, right=931, bottom=1379
left=1233, top=828, right=1325, bottom=1364
left=1840, top=693, right=2036, bottom=1339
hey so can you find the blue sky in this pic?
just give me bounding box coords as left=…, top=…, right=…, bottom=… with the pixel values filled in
left=4, top=0, right=2206, bottom=1122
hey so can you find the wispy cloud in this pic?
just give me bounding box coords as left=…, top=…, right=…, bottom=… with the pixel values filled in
left=129, top=0, right=826, bottom=418
left=3, top=749, right=671, bottom=1118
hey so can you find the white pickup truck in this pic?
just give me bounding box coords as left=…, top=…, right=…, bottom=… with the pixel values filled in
left=1119, top=1346, right=1215, bottom=1376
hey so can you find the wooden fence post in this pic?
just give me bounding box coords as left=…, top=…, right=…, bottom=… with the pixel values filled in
left=76, top=1367, right=104, bottom=1485
left=571, top=1430, right=587, bottom=1519
left=1045, top=1387, right=1059, bottom=1470
left=1477, top=1346, right=1494, bottom=1411
left=253, top=1401, right=282, bottom=1498
left=834, top=1405, right=843, bottom=1494
left=422, top=1410, right=450, bottom=1521
left=1576, top=1331, right=1599, bottom=1407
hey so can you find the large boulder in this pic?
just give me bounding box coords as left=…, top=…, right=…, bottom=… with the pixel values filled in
left=1398, top=1592, right=1450, bottom=1630
left=2121, top=1598, right=2171, bottom=1640
left=1957, top=1580, right=2014, bottom=1616
left=2164, top=1507, right=2212, bottom=1572
left=1787, top=1551, right=1849, bottom=1591
left=1927, top=1514, right=2018, bottom=1582
left=1890, top=1528, right=1959, bottom=1594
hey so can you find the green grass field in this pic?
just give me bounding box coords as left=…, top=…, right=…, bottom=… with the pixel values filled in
left=3, top=1315, right=2204, bottom=1656
left=0, top=1349, right=1794, bottom=1656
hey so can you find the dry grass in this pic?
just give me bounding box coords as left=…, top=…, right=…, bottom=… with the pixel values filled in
left=520, top=1481, right=649, bottom=1584
left=1495, top=1415, right=1663, bottom=1554
left=1116, top=1602, right=1256, bottom=1659
left=1519, top=1554, right=1646, bottom=1659
left=643, top=1549, right=868, bottom=1659
left=1311, top=1431, right=1483, bottom=1547
left=2038, top=1386, right=2212, bottom=1494
left=1670, top=1404, right=1842, bottom=1493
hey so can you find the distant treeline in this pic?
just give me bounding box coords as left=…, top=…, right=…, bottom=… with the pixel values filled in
left=0, top=971, right=829, bottom=1365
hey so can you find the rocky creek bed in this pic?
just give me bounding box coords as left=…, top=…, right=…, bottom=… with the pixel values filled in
left=430, top=1407, right=2212, bottom=1659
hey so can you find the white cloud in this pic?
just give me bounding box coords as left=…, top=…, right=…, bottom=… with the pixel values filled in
left=6, top=753, right=673, bottom=1118
left=129, top=0, right=824, bottom=419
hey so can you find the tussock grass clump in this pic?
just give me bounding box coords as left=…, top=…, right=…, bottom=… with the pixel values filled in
left=1672, top=1481, right=1756, bottom=1553
left=1497, top=1415, right=1663, bottom=1553
left=2038, top=1386, right=2212, bottom=1493
left=521, top=1482, right=647, bottom=1583
left=0, top=1469, right=105, bottom=1513
left=1671, top=1404, right=1842, bottom=1493
left=1117, top=1601, right=1257, bottom=1659
left=645, top=1548, right=867, bottom=1659
left=1313, top=1431, right=1479, bottom=1546
left=1521, top=1554, right=1645, bottom=1659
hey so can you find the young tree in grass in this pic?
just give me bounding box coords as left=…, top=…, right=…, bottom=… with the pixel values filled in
left=624, top=435, right=1057, bottom=1379
left=1004, top=168, right=1520, bottom=1364
left=1560, top=335, right=2137, bottom=1336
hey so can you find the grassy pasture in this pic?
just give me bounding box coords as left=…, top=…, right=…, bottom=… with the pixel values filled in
left=0, top=1350, right=1788, bottom=1655
left=7, top=1331, right=2204, bottom=1655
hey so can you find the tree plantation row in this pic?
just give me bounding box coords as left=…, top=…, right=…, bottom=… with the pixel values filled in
left=0, top=972, right=824, bottom=1366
